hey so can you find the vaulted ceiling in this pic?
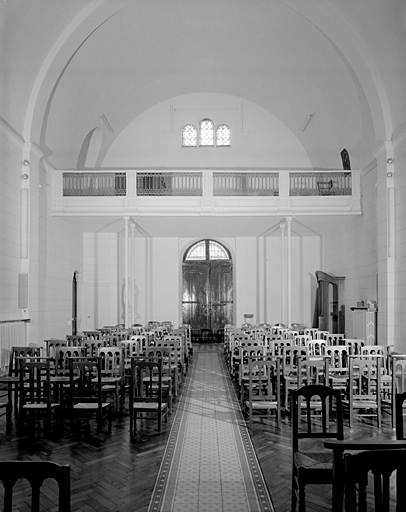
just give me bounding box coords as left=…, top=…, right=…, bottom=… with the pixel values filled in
left=1, top=0, right=405, bottom=237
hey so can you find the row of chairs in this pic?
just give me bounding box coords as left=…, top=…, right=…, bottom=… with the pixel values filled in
left=0, top=324, right=193, bottom=432
left=236, top=349, right=406, bottom=431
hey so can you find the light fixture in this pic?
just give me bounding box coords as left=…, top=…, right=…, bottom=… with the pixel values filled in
left=387, top=172, right=393, bottom=178
left=23, top=159, right=30, bottom=166
left=100, top=113, right=114, bottom=133
left=301, top=112, right=315, bottom=132
left=22, top=174, right=29, bottom=180
left=387, top=157, right=394, bottom=164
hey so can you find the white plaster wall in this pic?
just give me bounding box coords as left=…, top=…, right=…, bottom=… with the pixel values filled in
left=394, top=134, right=406, bottom=353
left=0, top=125, right=24, bottom=320
left=323, top=164, right=378, bottom=338
left=83, top=233, right=119, bottom=330
left=33, top=160, right=83, bottom=343
left=265, top=235, right=320, bottom=327
left=0, top=123, right=83, bottom=344
left=81, top=232, right=333, bottom=335
left=102, top=93, right=313, bottom=169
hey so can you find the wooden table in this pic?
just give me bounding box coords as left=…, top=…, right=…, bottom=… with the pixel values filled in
left=324, top=439, right=406, bottom=512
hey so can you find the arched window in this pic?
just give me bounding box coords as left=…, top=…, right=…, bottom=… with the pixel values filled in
left=182, top=124, right=197, bottom=147
left=216, top=124, right=231, bottom=146
left=199, top=119, right=214, bottom=147
left=185, top=239, right=231, bottom=261
left=182, top=120, right=231, bottom=148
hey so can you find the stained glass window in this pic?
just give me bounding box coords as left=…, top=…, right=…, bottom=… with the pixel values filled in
left=185, top=240, right=230, bottom=261
left=182, top=125, right=197, bottom=147
left=216, top=125, right=231, bottom=146
left=200, top=119, right=214, bottom=147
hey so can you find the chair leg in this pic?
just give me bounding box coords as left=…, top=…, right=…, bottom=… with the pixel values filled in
left=298, top=483, right=306, bottom=512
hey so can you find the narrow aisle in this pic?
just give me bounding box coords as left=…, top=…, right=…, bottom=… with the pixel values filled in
left=148, top=345, right=275, bottom=512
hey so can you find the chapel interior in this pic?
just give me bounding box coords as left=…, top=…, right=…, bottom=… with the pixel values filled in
left=1, top=1, right=406, bottom=511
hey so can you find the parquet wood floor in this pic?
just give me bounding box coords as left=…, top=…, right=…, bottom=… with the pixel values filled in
left=0, top=344, right=398, bottom=511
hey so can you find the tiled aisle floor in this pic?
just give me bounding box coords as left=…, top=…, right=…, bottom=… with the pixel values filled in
left=148, top=347, right=275, bottom=512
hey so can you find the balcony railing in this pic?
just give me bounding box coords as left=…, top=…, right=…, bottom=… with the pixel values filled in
left=53, top=169, right=361, bottom=216
left=63, top=172, right=126, bottom=196
left=213, top=172, right=279, bottom=196
left=61, top=170, right=354, bottom=197
left=289, top=172, right=352, bottom=196
left=136, top=172, right=202, bottom=196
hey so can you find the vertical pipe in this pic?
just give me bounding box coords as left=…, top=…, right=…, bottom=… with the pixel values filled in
left=280, top=223, right=286, bottom=324
left=286, top=217, right=292, bottom=328
left=124, top=216, right=129, bottom=328
left=72, top=271, right=78, bottom=335
left=131, top=223, right=135, bottom=327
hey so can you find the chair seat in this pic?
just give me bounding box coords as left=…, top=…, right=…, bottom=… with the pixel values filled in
left=23, top=403, right=60, bottom=410
left=294, top=450, right=333, bottom=471
left=245, top=399, right=278, bottom=410
left=74, top=402, right=110, bottom=410
left=343, top=399, right=379, bottom=409
left=132, top=401, right=168, bottom=411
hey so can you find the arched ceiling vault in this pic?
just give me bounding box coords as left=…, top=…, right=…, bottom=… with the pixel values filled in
left=0, top=0, right=404, bottom=171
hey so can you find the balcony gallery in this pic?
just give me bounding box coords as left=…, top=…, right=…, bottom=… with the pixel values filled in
left=52, top=169, right=361, bottom=217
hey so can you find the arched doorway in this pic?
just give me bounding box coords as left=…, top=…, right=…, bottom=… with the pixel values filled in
left=182, top=239, right=233, bottom=341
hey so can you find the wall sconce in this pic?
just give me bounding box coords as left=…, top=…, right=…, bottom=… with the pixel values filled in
left=387, top=158, right=394, bottom=164
left=22, top=174, right=29, bottom=180
left=23, top=159, right=30, bottom=166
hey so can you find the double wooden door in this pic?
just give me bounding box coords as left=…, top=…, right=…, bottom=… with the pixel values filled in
left=182, top=260, right=233, bottom=334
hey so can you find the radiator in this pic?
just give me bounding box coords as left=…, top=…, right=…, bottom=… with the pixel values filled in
left=0, top=321, right=28, bottom=373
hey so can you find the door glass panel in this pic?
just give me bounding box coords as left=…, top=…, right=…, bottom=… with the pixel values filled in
left=182, top=240, right=233, bottom=335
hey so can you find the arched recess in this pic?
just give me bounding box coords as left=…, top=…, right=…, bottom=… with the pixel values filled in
left=182, top=240, right=233, bottom=340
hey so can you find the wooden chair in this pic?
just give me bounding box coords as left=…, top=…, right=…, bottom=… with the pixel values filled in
left=44, top=339, right=67, bottom=359
left=307, top=339, right=327, bottom=356
left=18, top=358, right=62, bottom=428
left=291, top=384, right=343, bottom=512
left=282, top=346, right=309, bottom=411
left=243, top=356, right=281, bottom=428
left=0, top=346, right=41, bottom=420
left=342, top=356, right=381, bottom=428
left=51, top=346, right=85, bottom=406
left=395, top=391, right=406, bottom=439
left=325, top=334, right=345, bottom=346
left=145, top=347, right=174, bottom=412
left=69, top=357, right=112, bottom=432
left=344, top=338, right=364, bottom=355
left=129, top=357, right=168, bottom=435
left=294, top=335, right=312, bottom=347
left=325, top=439, right=406, bottom=512
left=0, top=460, right=70, bottom=511
left=96, top=347, right=125, bottom=413
left=344, top=448, right=406, bottom=512
left=296, top=356, right=329, bottom=388
left=325, top=346, right=350, bottom=398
